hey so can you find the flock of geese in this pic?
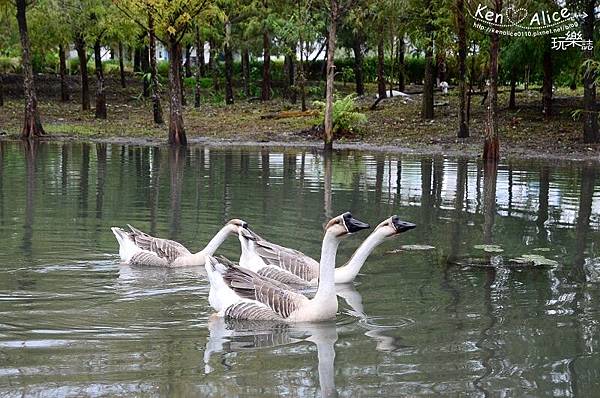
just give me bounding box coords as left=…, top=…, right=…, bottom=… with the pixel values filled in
left=111, top=212, right=416, bottom=323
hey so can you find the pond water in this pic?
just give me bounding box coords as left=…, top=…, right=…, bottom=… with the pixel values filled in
left=0, top=141, right=599, bottom=396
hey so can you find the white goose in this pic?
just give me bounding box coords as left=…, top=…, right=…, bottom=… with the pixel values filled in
left=111, top=219, right=248, bottom=267
left=240, top=215, right=416, bottom=285
left=205, top=212, right=370, bottom=322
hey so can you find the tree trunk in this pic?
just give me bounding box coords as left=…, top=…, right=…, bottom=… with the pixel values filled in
left=285, top=51, right=296, bottom=103
left=179, top=51, right=187, bottom=106
left=242, top=48, right=250, bottom=97
left=168, top=39, right=186, bottom=145
left=508, top=68, right=516, bottom=110
left=148, top=13, right=163, bottom=124
left=377, top=32, right=386, bottom=99
left=194, top=24, right=202, bottom=107
left=456, top=0, right=468, bottom=137
left=185, top=45, right=192, bottom=78
left=0, top=73, right=3, bottom=107
left=133, top=47, right=141, bottom=72
left=16, top=0, right=44, bottom=138
left=75, top=34, right=90, bottom=111
left=209, top=40, right=219, bottom=92
left=141, top=44, right=150, bottom=98
left=118, top=41, right=126, bottom=88
left=199, top=39, right=206, bottom=77
left=323, top=10, right=338, bottom=151
left=59, top=44, right=70, bottom=102
left=261, top=30, right=271, bottom=101
left=352, top=31, right=365, bottom=96
left=483, top=0, right=501, bottom=162
left=299, top=40, right=307, bottom=111
left=94, top=39, right=107, bottom=119
left=582, top=0, right=598, bottom=143
left=422, top=3, right=434, bottom=119
left=542, top=42, right=552, bottom=119
left=224, top=22, right=234, bottom=105
left=397, top=35, right=405, bottom=91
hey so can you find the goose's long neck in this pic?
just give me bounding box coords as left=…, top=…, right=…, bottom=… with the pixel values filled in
left=335, top=229, right=386, bottom=283
left=201, top=226, right=233, bottom=256
left=312, top=232, right=340, bottom=304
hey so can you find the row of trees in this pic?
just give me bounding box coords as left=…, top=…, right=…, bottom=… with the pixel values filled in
left=1, top=0, right=598, bottom=157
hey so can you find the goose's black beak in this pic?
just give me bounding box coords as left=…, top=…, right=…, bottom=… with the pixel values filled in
left=343, top=212, right=370, bottom=233
left=241, top=221, right=249, bottom=229
left=392, top=216, right=416, bottom=233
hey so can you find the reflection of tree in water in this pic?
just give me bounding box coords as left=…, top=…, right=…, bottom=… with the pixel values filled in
left=169, top=146, right=186, bottom=240
left=537, top=166, right=550, bottom=242
left=443, top=158, right=468, bottom=319
left=474, top=160, right=499, bottom=397
left=21, top=140, right=37, bottom=259
left=433, top=155, right=444, bottom=211
left=507, top=162, right=513, bottom=217
left=0, top=141, right=5, bottom=224
left=420, top=159, right=433, bottom=232
left=95, top=143, right=107, bottom=219
left=571, top=164, right=596, bottom=282
left=482, top=161, right=498, bottom=244
left=78, top=143, right=90, bottom=217
left=149, top=147, right=162, bottom=235
left=61, top=143, right=69, bottom=196
left=324, top=151, right=332, bottom=219
left=261, top=149, right=270, bottom=220
left=221, top=151, right=233, bottom=222
left=374, top=155, right=385, bottom=218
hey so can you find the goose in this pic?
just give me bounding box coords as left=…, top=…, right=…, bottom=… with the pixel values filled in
left=240, top=215, right=416, bottom=285
left=111, top=219, right=248, bottom=267
left=205, top=212, right=370, bottom=322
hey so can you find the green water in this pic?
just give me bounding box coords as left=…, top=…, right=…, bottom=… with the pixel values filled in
left=0, top=141, right=599, bottom=396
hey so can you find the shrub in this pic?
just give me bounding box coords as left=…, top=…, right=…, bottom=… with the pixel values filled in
left=157, top=60, right=169, bottom=77
left=313, top=93, right=367, bottom=134
left=0, top=57, right=21, bottom=73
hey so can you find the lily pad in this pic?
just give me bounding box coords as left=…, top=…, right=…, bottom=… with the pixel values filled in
left=399, top=244, right=436, bottom=251
left=532, top=247, right=551, bottom=252
left=473, top=244, right=504, bottom=253
left=515, top=254, right=559, bottom=266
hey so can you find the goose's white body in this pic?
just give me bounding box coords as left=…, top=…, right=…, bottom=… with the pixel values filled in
left=111, top=221, right=243, bottom=267
left=205, top=213, right=369, bottom=322
left=239, top=217, right=414, bottom=285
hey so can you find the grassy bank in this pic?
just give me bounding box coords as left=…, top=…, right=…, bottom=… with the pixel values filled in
left=0, top=73, right=597, bottom=160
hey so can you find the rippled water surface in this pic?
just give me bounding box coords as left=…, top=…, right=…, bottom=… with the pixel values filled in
left=1, top=141, right=599, bottom=396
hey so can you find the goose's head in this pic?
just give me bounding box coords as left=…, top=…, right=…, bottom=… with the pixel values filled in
left=226, top=219, right=250, bottom=234
left=374, top=215, right=416, bottom=238
left=324, top=212, right=370, bottom=239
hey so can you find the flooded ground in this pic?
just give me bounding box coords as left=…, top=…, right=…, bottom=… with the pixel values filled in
left=0, top=141, right=599, bottom=396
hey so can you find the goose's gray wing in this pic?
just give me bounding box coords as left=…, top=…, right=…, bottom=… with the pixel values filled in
left=127, top=225, right=191, bottom=262
left=129, top=251, right=170, bottom=267
left=216, top=256, right=299, bottom=291
left=224, top=302, right=285, bottom=321
left=257, top=266, right=313, bottom=287
left=254, top=240, right=319, bottom=282
left=220, top=262, right=306, bottom=319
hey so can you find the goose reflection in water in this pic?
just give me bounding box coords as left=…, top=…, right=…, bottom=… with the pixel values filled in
left=336, top=283, right=412, bottom=353
left=204, top=316, right=339, bottom=397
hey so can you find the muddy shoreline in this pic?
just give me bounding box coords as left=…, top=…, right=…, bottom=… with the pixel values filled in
left=1, top=132, right=598, bottom=163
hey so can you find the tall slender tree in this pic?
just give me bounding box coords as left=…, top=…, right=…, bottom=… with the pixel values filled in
left=322, top=0, right=357, bottom=150
left=455, top=0, right=468, bottom=137
left=483, top=0, right=502, bottom=162
left=14, top=0, right=44, bottom=138
left=115, top=0, right=217, bottom=145
left=582, top=0, right=598, bottom=143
